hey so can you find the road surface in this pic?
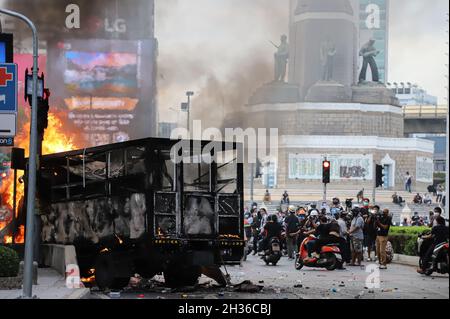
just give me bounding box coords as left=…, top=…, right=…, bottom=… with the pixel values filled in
left=87, top=254, right=449, bottom=300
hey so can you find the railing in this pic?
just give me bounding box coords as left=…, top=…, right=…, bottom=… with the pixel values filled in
left=403, top=105, right=448, bottom=119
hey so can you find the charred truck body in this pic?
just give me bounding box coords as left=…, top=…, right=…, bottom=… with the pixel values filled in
left=32, top=137, right=244, bottom=288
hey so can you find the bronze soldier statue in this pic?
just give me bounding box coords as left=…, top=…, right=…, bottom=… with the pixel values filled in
left=359, top=39, right=380, bottom=83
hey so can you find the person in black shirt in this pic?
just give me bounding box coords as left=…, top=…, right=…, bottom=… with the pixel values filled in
left=365, top=206, right=379, bottom=261
left=418, top=216, right=449, bottom=273
left=250, top=209, right=260, bottom=255
left=312, top=221, right=341, bottom=256
left=375, top=209, right=392, bottom=269
left=261, top=214, right=283, bottom=251
left=284, top=206, right=300, bottom=259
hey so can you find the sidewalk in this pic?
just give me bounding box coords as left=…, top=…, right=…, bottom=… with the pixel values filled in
left=0, top=268, right=90, bottom=299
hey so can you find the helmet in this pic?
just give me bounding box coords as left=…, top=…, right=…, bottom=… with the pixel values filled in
left=288, top=205, right=296, bottom=213
left=310, top=210, right=319, bottom=217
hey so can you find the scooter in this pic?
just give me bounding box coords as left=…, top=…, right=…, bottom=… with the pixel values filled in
left=295, top=235, right=343, bottom=271
left=421, top=241, right=449, bottom=276
left=262, top=237, right=282, bottom=266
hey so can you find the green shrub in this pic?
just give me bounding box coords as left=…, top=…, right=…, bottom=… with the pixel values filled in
left=388, top=226, right=430, bottom=256
left=0, top=246, right=20, bottom=277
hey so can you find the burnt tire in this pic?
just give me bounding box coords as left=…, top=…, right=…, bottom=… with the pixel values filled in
left=164, top=266, right=201, bottom=288
left=95, top=253, right=129, bottom=290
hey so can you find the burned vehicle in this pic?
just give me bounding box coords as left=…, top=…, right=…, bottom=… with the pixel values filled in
left=34, top=137, right=244, bottom=289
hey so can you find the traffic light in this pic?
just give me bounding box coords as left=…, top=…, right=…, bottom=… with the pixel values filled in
left=322, top=160, right=331, bottom=184
left=37, top=89, right=50, bottom=136
left=376, top=164, right=385, bottom=188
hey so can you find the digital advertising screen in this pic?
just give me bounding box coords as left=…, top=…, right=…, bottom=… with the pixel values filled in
left=48, top=38, right=156, bottom=147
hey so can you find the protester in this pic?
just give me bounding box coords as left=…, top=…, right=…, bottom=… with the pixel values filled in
left=250, top=208, right=260, bottom=255
left=411, top=212, right=421, bottom=226
left=413, top=193, right=423, bottom=204
left=417, top=216, right=449, bottom=274
left=431, top=207, right=443, bottom=227
left=337, top=211, right=351, bottom=264
left=436, top=184, right=444, bottom=203
left=404, top=172, right=413, bottom=193
left=281, top=191, right=290, bottom=205
left=376, top=208, right=392, bottom=269
left=263, top=189, right=272, bottom=204
left=365, top=206, right=379, bottom=262
left=260, top=214, right=283, bottom=251
left=284, top=205, right=300, bottom=259
left=348, top=208, right=365, bottom=266
left=423, top=193, right=433, bottom=205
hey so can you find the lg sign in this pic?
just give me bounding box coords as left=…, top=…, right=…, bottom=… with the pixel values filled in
left=365, top=4, right=381, bottom=29
left=65, top=4, right=127, bottom=33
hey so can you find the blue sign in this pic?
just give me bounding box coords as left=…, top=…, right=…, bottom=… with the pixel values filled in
left=0, top=136, right=14, bottom=146
left=0, top=63, right=18, bottom=113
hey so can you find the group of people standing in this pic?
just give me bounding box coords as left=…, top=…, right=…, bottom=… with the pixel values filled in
left=244, top=198, right=394, bottom=270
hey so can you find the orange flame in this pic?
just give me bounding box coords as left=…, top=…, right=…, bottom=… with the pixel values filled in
left=1, top=112, right=81, bottom=244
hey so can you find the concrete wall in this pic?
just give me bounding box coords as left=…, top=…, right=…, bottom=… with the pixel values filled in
left=277, top=147, right=433, bottom=191
left=243, top=103, right=404, bottom=138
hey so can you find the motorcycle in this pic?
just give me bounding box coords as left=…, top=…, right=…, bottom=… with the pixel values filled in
left=418, top=232, right=449, bottom=276
left=417, top=230, right=432, bottom=269
left=262, top=237, right=282, bottom=266
left=295, top=235, right=343, bottom=271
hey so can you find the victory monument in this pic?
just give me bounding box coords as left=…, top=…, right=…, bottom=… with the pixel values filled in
left=228, top=0, right=434, bottom=192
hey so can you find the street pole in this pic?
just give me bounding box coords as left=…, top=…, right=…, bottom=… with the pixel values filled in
left=323, top=183, right=327, bottom=202
left=0, top=8, right=39, bottom=299
left=187, top=96, right=190, bottom=132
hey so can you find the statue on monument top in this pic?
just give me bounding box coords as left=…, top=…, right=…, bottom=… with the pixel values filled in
left=359, top=39, right=380, bottom=83
left=272, top=34, right=289, bottom=83
left=320, top=39, right=337, bottom=82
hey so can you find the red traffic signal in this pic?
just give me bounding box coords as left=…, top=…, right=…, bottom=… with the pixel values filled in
left=322, top=160, right=331, bottom=184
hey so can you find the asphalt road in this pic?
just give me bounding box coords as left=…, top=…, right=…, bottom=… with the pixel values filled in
left=88, top=254, right=449, bottom=300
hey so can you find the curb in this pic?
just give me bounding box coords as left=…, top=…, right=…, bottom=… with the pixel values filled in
left=391, top=254, right=419, bottom=267
left=65, top=288, right=91, bottom=299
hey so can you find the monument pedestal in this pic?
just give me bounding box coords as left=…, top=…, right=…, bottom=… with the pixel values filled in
left=305, top=81, right=352, bottom=103
left=352, top=82, right=400, bottom=106
left=248, top=81, right=300, bottom=105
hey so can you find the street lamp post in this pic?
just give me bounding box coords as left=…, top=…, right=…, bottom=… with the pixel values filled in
left=186, top=91, right=194, bottom=132
left=0, top=8, right=39, bottom=299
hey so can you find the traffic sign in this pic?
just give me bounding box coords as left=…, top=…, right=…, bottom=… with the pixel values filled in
left=0, top=63, right=18, bottom=113
left=0, top=113, right=17, bottom=137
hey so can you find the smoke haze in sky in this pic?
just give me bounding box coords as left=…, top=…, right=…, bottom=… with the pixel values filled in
left=156, top=0, right=449, bottom=125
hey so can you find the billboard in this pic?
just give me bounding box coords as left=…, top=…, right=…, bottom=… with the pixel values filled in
left=48, top=38, right=156, bottom=146
left=289, top=154, right=373, bottom=180
left=1, top=0, right=154, bottom=41
left=359, top=0, right=389, bottom=83
left=416, top=157, right=433, bottom=183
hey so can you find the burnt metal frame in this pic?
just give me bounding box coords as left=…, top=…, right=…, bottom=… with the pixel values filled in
left=38, top=137, right=244, bottom=240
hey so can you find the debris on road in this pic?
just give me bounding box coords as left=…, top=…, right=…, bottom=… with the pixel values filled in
left=233, top=280, right=264, bottom=293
